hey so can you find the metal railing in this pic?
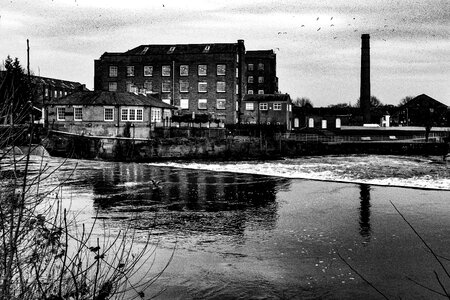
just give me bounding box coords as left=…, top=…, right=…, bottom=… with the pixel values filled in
left=276, top=133, right=447, bottom=143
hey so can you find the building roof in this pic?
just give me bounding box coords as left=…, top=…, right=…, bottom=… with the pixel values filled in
left=245, top=50, right=276, bottom=58
left=101, top=41, right=241, bottom=57
left=243, top=94, right=291, bottom=102
left=31, top=75, right=86, bottom=90
left=401, top=94, right=447, bottom=109
left=46, top=91, right=176, bottom=109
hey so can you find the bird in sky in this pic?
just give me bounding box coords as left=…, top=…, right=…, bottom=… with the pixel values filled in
left=317, top=27, right=321, bottom=31
left=316, top=17, right=319, bottom=20
left=330, top=17, right=333, bottom=20
left=330, top=24, right=334, bottom=26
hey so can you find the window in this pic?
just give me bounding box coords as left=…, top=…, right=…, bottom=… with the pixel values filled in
left=236, top=67, right=239, bottom=78
left=104, top=107, right=114, bottom=121
left=180, top=65, right=189, bottom=76
left=248, top=90, right=254, bottom=94
left=248, top=76, right=254, bottom=83
left=180, top=99, right=189, bottom=109
left=144, top=66, right=153, bottom=76
left=248, top=63, right=254, bottom=71
left=45, top=88, right=49, bottom=97
left=258, top=76, right=264, bottom=83
left=162, top=81, right=171, bottom=92
left=198, top=99, right=207, bottom=110
left=198, top=64, right=207, bottom=76
left=121, top=108, right=144, bottom=121
left=216, top=99, right=226, bottom=110
left=163, top=109, right=172, bottom=120
left=236, top=84, right=239, bottom=94
left=126, top=82, right=134, bottom=92
left=180, top=80, right=189, bottom=93
left=246, top=103, right=254, bottom=111
left=127, top=66, right=135, bottom=77
left=54, top=90, right=58, bottom=98
left=151, top=107, right=162, bottom=122
left=258, top=63, right=264, bottom=70
left=273, top=103, right=282, bottom=110
left=258, top=90, right=264, bottom=94
left=108, top=82, right=117, bottom=91
left=162, top=98, right=171, bottom=105
left=74, top=106, right=83, bottom=121
left=144, top=80, right=152, bottom=92
left=259, top=103, right=268, bottom=110
left=216, top=81, right=226, bottom=93
left=203, top=45, right=210, bottom=53
left=109, top=66, right=118, bottom=77
left=162, top=65, right=171, bottom=76
left=198, top=82, right=207, bottom=93
left=56, top=107, right=65, bottom=121
left=217, top=64, right=226, bottom=76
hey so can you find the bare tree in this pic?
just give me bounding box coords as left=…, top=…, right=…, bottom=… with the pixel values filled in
left=292, top=97, right=313, bottom=108
left=355, top=96, right=382, bottom=108
left=399, top=96, right=414, bottom=107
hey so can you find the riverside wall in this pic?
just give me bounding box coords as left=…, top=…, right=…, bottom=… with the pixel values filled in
left=43, top=131, right=449, bottom=162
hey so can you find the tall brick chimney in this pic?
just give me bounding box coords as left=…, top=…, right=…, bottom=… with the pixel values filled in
left=360, top=34, right=371, bottom=123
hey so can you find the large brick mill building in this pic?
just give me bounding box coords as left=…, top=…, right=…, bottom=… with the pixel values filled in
left=94, top=40, right=277, bottom=124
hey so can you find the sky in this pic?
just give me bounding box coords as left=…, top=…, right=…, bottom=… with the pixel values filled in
left=1, top=0, right=449, bottom=107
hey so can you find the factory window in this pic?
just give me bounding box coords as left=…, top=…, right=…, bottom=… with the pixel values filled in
left=198, top=82, right=207, bottom=93
left=248, top=76, right=254, bottom=83
left=109, top=66, right=118, bottom=77
left=198, top=64, right=207, bottom=76
left=248, top=90, right=254, bottom=94
left=216, top=99, right=226, bottom=110
left=126, top=66, right=135, bottom=77
left=104, top=107, right=114, bottom=121
left=259, top=103, right=268, bottom=110
left=56, top=107, right=65, bottom=121
left=180, top=99, right=189, bottom=109
left=144, top=80, right=152, bottom=92
left=180, top=80, right=189, bottom=93
left=258, top=63, right=264, bottom=70
left=162, top=81, right=171, bottom=92
left=180, top=65, right=189, bottom=76
left=108, top=82, right=117, bottom=92
left=144, top=66, right=153, bottom=77
left=121, top=107, right=144, bottom=122
left=162, top=65, right=171, bottom=76
left=248, top=64, right=254, bottom=71
left=73, top=106, right=83, bottom=121
left=217, top=64, right=226, bottom=76
left=216, top=81, right=226, bottom=93
left=273, top=103, right=282, bottom=110
left=258, top=76, right=264, bottom=83
left=258, top=90, right=264, bottom=94
left=245, top=103, right=254, bottom=111
left=198, top=99, right=207, bottom=110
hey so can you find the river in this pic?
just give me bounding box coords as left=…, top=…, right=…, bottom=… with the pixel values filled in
left=20, top=155, right=450, bottom=299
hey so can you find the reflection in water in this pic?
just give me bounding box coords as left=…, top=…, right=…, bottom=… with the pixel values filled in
left=359, top=184, right=372, bottom=242
left=88, top=163, right=290, bottom=236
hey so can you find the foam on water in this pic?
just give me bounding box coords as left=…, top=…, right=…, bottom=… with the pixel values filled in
left=148, top=155, right=450, bottom=190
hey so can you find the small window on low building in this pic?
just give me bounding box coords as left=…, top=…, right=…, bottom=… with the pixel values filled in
left=258, top=90, right=264, bottom=94
left=198, top=82, right=207, bottom=93
left=144, top=66, right=153, bottom=76
left=56, top=107, right=66, bottom=121
left=198, top=99, right=207, bottom=110
left=104, top=107, right=114, bottom=121
left=216, top=81, right=226, bottom=93
left=108, top=82, right=117, bottom=92
left=216, top=99, right=226, bottom=110
left=127, top=66, right=135, bottom=77
left=180, top=99, right=189, bottom=109
left=74, top=106, right=83, bottom=121
left=259, top=103, right=268, bottom=110
left=245, top=103, right=254, bottom=111
left=273, top=103, right=282, bottom=110
left=162, top=65, right=171, bottom=76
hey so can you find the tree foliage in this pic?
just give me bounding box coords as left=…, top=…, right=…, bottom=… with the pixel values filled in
left=355, top=96, right=382, bottom=108
left=399, top=96, right=414, bottom=107
left=292, top=97, right=313, bottom=108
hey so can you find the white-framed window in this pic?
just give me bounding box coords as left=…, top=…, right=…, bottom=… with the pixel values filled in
left=216, top=81, right=226, bottom=93
left=144, top=66, right=153, bottom=77
left=273, top=103, right=282, bottom=110
left=258, top=90, right=264, bottom=94
left=56, top=107, right=65, bottom=121
left=248, top=63, right=254, bottom=71
left=217, top=64, right=226, bottom=76
left=259, top=103, right=268, bottom=110
left=162, top=81, right=171, bottom=92
left=198, top=82, right=207, bottom=93
left=151, top=107, right=162, bottom=122
left=108, top=82, right=117, bottom=92
left=109, top=66, right=118, bottom=77
left=248, top=90, right=254, bottom=94
left=245, top=103, right=254, bottom=111
left=121, top=107, right=144, bottom=121
left=104, top=107, right=114, bottom=121
left=63, top=91, right=67, bottom=96
left=216, top=99, right=226, bottom=110
left=163, top=109, right=172, bottom=120
left=45, top=88, right=49, bottom=97
left=235, top=67, right=239, bottom=78
left=180, top=65, right=189, bottom=76
left=198, top=99, right=207, bottom=110
left=236, top=84, right=239, bottom=94
left=248, top=76, right=254, bottom=83
left=162, top=65, right=171, bottom=77
left=180, top=99, right=189, bottom=109
left=258, top=63, right=264, bottom=70
left=258, top=76, right=264, bottom=83
left=198, top=64, right=207, bottom=76
left=127, top=66, right=135, bottom=77
left=180, top=80, right=189, bottom=93
left=126, top=82, right=133, bottom=92
left=144, top=80, right=152, bottom=92
left=54, top=90, right=58, bottom=98
left=73, top=106, right=83, bottom=121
